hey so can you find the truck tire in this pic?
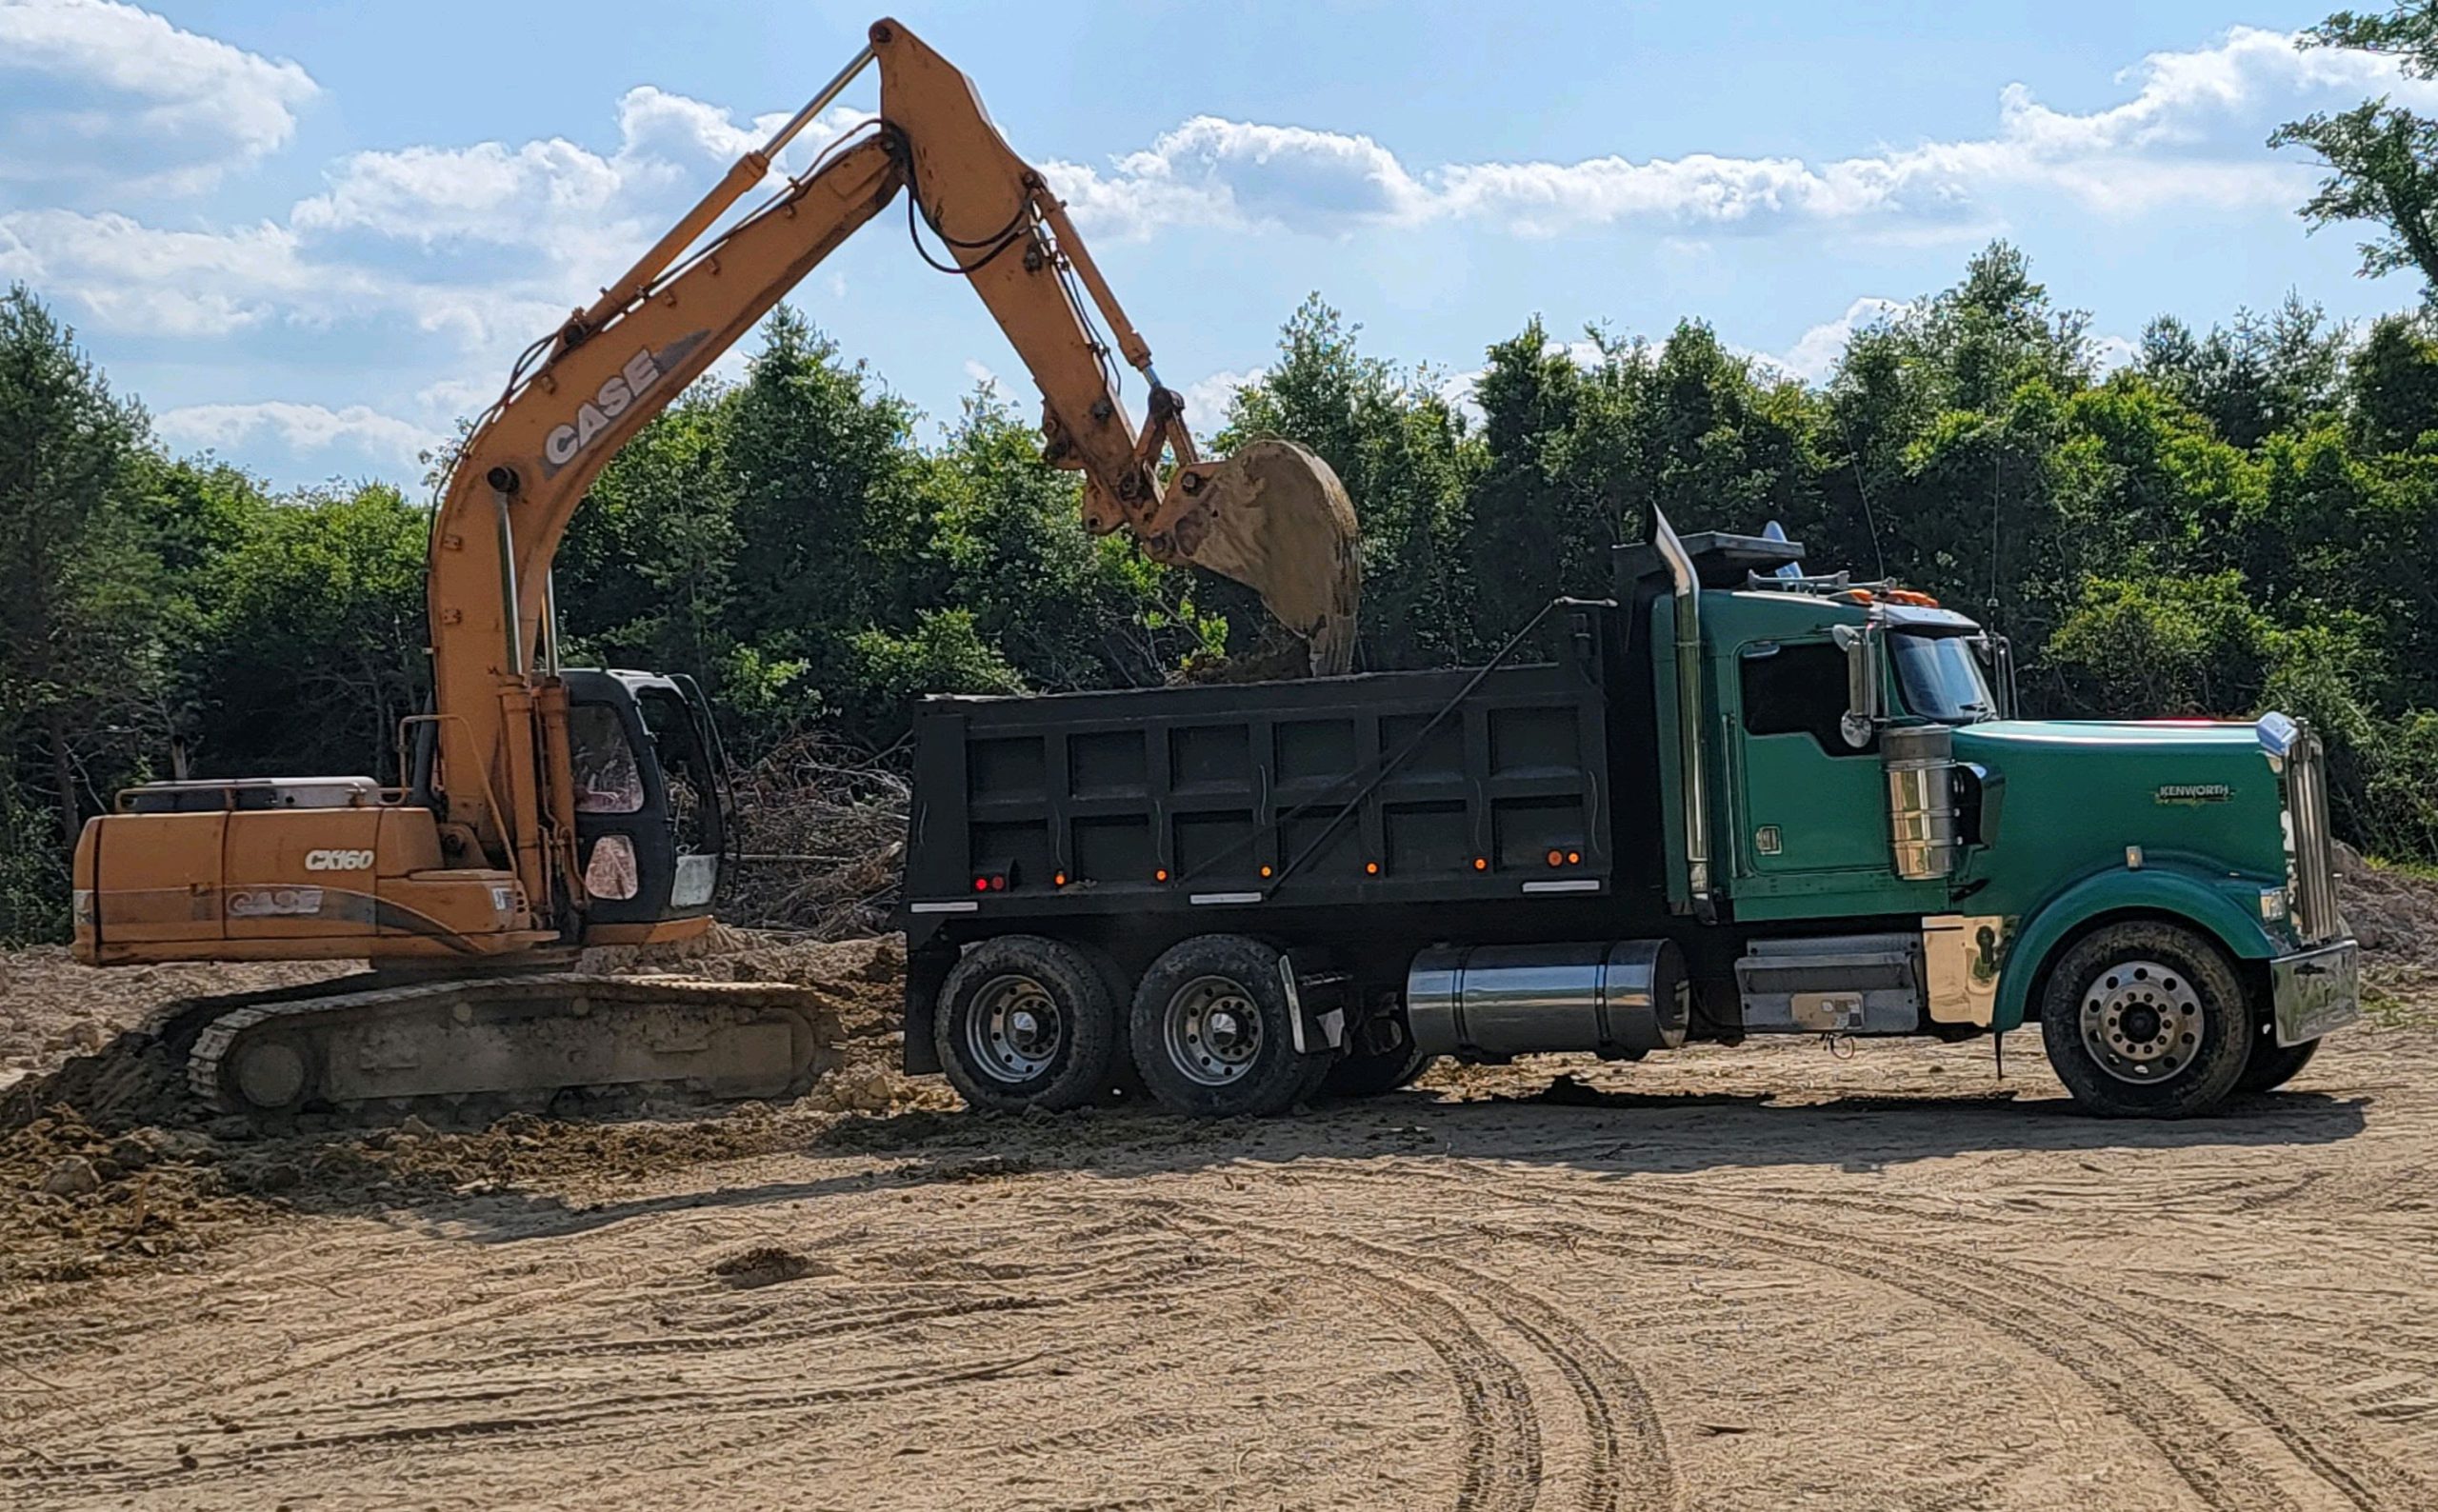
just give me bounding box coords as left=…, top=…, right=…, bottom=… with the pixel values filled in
left=1321, top=1039, right=1438, bottom=1100
left=2037, top=921, right=2251, bottom=1118
left=1129, top=935, right=1332, bottom=1118
left=933, top=935, right=1119, bottom=1114
left=2237, top=1029, right=2321, bottom=1094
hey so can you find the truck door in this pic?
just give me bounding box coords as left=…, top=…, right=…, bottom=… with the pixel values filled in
left=1733, top=639, right=1887, bottom=878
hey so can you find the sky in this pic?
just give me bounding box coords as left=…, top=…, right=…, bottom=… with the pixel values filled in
left=2, top=0, right=2429, bottom=490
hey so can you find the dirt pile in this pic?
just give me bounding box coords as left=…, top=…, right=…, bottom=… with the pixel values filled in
left=2338, top=847, right=2438, bottom=984
left=0, top=948, right=346, bottom=1098
left=0, top=1107, right=268, bottom=1289
left=0, top=925, right=943, bottom=1291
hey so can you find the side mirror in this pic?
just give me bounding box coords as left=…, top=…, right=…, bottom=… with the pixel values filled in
left=1831, top=623, right=1881, bottom=748
left=1971, top=632, right=2018, bottom=720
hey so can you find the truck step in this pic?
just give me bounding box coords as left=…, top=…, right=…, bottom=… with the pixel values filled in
left=1735, top=933, right=1924, bottom=1034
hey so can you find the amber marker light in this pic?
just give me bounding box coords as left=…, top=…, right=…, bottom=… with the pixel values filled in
left=1472, top=857, right=1489, bottom=871
left=1546, top=849, right=1564, bottom=867
left=1259, top=865, right=1273, bottom=878
left=1567, top=850, right=1582, bottom=865
left=1364, top=861, right=1380, bottom=875
left=1053, top=871, right=1068, bottom=886
left=1154, top=868, right=1169, bottom=883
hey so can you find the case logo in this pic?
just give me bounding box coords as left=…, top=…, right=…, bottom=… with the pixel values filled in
left=230, top=886, right=325, bottom=918
left=542, top=348, right=665, bottom=468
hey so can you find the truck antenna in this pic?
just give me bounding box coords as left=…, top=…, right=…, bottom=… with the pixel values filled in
left=1834, top=408, right=1888, bottom=581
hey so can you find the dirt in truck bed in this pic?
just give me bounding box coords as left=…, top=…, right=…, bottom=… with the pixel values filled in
left=1, top=872, right=2436, bottom=1508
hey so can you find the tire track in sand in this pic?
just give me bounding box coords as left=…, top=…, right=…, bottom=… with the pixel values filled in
left=1197, top=1224, right=1541, bottom=1511
left=1394, top=1163, right=2423, bottom=1512
left=1642, top=1189, right=2429, bottom=1512
left=1190, top=1212, right=1680, bottom=1511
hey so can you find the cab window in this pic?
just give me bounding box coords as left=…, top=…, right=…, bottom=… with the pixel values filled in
left=569, top=705, right=645, bottom=814
left=1740, top=641, right=1861, bottom=754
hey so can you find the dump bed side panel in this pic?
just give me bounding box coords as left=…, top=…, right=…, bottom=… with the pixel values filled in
left=904, top=642, right=1615, bottom=927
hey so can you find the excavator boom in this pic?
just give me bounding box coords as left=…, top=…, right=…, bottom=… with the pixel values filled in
left=69, top=18, right=1359, bottom=1123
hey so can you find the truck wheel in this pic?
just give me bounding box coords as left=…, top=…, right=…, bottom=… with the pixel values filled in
left=2037, top=922, right=2251, bottom=1118
left=1321, top=1038, right=1438, bottom=1100
left=1129, top=935, right=1331, bottom=1117
left=933, top=935, right=1118, bottom=1114
left=2237, top=1030, right=2321, bottom=1094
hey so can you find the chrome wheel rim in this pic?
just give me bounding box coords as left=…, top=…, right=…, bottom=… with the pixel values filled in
left=1165, top=975, right=1263, bottom=1086
left=2079, top=958, right=2204, bottom=1084
left=967, top=973, right=1063, bottom=1084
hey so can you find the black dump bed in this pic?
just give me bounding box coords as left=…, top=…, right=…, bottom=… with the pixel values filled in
left=902, top=631, right=1617, bottom=928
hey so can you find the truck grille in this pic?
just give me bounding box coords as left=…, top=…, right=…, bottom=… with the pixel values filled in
left=2286, top=727, right=2342, bottom=944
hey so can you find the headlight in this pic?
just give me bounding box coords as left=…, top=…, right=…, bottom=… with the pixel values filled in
left=2258, top=885, right=2288, bottom=923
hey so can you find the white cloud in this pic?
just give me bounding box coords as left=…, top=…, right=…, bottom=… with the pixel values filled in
left=157, top=401, right=444, bottom=466
left=2090, top=332, right=2142, bottom=372
left=1181, top=367, right=1263, bottom=428
left=0, top=0, right=318, bottom=195
left=962, top=358, right=999, bottom=389
left=1045, top=28, right=2438, bottom=241
left=0, top=209, right=368, bottom=334
left=1759, top=297, right=1912, bottom=383
left=291, top=92, right=869, bottom=258
left=0, top=10, right=2415, bottom=491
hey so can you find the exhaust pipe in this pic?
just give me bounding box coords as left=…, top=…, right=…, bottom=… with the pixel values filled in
left=1650, top=507, right=1714, bottom=922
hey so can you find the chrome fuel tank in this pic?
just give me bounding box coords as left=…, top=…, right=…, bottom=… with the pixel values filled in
left=1407, top=940, right=1690, bottom=1061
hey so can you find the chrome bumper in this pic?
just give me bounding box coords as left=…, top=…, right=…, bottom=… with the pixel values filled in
left=2270, top=938, right=2361, bottom=1047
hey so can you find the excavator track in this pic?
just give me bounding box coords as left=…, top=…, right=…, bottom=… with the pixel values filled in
left=187, top=974, right=841, bottom=1120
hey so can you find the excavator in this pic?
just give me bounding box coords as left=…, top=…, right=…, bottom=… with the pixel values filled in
left=68, top=18, right=1361, bottom=1120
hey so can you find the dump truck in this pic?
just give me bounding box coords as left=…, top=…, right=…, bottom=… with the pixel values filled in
left=896, top=513, right=2361, bottom=1119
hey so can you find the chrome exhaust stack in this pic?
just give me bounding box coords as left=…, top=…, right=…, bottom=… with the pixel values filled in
left=1649, top=507, right=1714, bottom=921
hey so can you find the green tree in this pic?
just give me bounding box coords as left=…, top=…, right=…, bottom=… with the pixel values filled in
left=918, top=388, right=1216, bottom=691
left=1225, top=296, right=1481, bottom=667
left=180, top=484, right=429, bottom=779
left=556, top=385, right=741, bottom=687
left=2138, top=296, right=2348, bottom=448
left=723, top=308, right=929, bottom=709
left=0, top=286, right=164, bottom=886
left=2272, top=6, right=2438, bottom=298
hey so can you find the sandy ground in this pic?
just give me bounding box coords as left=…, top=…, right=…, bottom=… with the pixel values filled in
left=2, top=905, right=2436, bottom=1509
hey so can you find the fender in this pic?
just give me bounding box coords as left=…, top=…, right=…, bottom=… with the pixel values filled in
left=1994, top=864, right=2284, bottom=1032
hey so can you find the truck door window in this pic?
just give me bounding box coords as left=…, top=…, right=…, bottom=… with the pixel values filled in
left=1741, top=642, right=1861, bottom=754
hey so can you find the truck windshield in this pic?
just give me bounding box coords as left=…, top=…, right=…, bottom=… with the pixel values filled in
left=1890, top=633, right=1997, bottom=723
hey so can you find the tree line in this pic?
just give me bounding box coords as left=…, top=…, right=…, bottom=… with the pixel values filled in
left=12, top=0, right=2438, bottom=943
left=8, top=241, right=2438, bottom=944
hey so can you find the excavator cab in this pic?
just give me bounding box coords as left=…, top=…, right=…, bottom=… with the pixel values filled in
left=563, top=668, right=730, bottom=935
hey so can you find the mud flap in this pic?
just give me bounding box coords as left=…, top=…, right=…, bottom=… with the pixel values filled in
left=1280, top=953, right=1347, bottom=1055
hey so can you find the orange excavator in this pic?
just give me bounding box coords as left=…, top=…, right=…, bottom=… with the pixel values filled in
left=69, top=18, right=1361, bottom=1119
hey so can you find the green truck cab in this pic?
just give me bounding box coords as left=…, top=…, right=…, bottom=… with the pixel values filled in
left=896, top=514, right=2359, bottom=1120
left=1641, top=518, right=2357, bottom=1114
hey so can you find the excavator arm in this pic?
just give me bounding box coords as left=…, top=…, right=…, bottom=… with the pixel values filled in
left=427, top=17, right=1360, bottom=885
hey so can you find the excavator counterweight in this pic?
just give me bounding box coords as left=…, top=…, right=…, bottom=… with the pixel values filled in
left=68, top=17, right=1361, bottom=1122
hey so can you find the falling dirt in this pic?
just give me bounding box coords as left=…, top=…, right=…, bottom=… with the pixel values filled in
left=0, top=877, right=2434, bottom=1507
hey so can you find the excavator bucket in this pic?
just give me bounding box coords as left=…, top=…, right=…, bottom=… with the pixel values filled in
left=1163, top=440, right=1362, bottom=676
